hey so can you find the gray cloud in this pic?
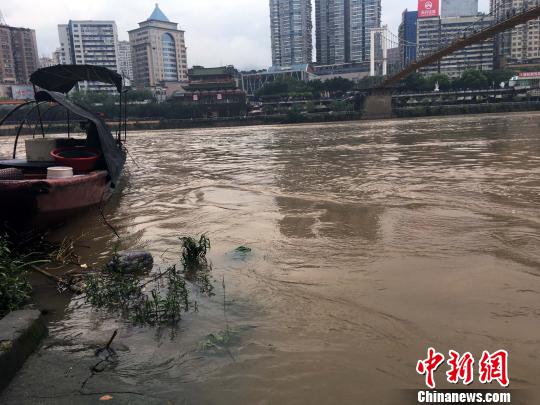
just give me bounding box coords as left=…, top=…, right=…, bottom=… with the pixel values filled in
left=3, top=0, right=490, bottom=70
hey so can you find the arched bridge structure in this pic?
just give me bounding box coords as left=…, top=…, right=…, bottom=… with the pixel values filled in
left=380, top=4, right=540, bottom=88
left=361, top=3, right=540, bottom=119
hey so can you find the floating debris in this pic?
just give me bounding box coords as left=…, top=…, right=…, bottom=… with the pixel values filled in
left=231, top=245, right=253, bottom=261
left=200, top=330, right=240, bottom=358
left=105, top=250, right=154, bottom=274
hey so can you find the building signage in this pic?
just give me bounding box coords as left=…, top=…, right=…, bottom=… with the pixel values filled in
left=11, top=85, right=34, bottom=100
left=519, top=72, right=540, bottom=78
left=418, top=0, right=440, bottom=18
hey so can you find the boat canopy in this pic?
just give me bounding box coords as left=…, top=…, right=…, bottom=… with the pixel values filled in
left=35, top=90, right=126, bottom=186
left=30, top=65, right=123, bottom=94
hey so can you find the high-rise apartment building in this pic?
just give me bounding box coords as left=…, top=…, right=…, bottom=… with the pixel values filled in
left=52, top=48, right=61, bottom=65
left=315, top=0, right=381, bottom=65
left=490, top=0, right=540, bottom=66
left=117, top=41, right=133, bottom=80
left=0, top=24, right=39, bottom=84
left=270, top=0, right=313, bottom=66
left=128, top=4, right=188, bottom=89
left=417, top=14, right=494, bottom=77
left=39, top=56, right=55, bottom=68
left=58, top=20, right=119, bottom=91
left=398, top=9, right=418, bottom=66
left=0, top=26, right=16, bottom=83
left=441, top=0, right=478, bottom=18
left=57, top=25, right=72, bottom=65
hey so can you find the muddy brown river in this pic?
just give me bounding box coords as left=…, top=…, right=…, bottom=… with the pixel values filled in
left=1, top=113, right=540, bottom=404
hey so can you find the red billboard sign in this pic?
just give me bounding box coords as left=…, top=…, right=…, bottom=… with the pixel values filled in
left=519, top=72, right=540, bottom=78
left=418, top=0, right=440, bottom=18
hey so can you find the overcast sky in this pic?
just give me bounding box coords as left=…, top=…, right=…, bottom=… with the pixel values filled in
left=3, top=0, right=490, bottom=70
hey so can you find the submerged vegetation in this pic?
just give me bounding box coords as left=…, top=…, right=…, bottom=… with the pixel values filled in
left=0, top=235, right=33, bottom=317
left=180, top=235, right=214, bottom=296
left=200, top=276, right=237, bottom=358
left=85, top=264, right=191, bottom=325
left=84, top=234, right=215, bottom=326
left=0, top=233, right=54, bottom=317
left=180, top=235, right=210, bottom=271
left=0, top=231, right=217, bottom=326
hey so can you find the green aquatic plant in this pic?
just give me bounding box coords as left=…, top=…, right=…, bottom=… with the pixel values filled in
left=84, top=272, right=142, bottom=311
left=45, top=236, right=81, bottom=265
left=179, top=234, right=214, bottom=296
left=9, top=230, right=81, bottom=266
left=85, top=264, right=192, bottom=326
left=179, top=234, right=210, bottom=270
left=0, top=236, right=33, bottom=317
left=0, top=234, right=50, bottom=317
left=132, top=265, right=190, bottom=325
left=200, top=276, right=238, bottom=359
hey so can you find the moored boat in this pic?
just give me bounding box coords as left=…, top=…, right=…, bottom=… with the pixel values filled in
left=0, top=65, right=127, bottom=230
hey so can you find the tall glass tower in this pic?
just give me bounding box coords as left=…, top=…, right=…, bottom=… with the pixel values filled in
left=269, top=0, right=313, bottom=66
left=315, top=0, right=381, bottom=65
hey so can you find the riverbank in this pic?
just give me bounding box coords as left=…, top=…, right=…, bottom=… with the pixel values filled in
left=0, top=310, right=47, bottom=392
left=394, top=100, right=540, bottom=118
left=115, top=101, right=540, bottom=130
left=0, top=111, right=361, bottom=136
left=2, top=101, right=540, bottom=136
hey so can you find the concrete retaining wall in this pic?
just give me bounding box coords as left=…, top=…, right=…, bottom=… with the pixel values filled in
left=0, top=310, right=48, bottom=392
left=362, top=94, right=393, bottom=120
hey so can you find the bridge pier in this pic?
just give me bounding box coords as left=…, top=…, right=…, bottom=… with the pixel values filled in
left=361, top=91, right=393, bottom=120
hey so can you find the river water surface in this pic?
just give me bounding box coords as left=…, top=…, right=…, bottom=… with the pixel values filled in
left=1, top=113, right=540, bottom=404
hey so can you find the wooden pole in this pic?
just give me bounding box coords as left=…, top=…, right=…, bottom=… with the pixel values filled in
left=31, top=265, right=83, bottom=295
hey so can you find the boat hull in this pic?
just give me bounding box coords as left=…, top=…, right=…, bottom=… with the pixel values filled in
left=0, top=170, right=111, bottom=230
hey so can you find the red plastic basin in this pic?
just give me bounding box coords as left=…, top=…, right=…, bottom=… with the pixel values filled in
left=50, top=147, right=102, bottom=172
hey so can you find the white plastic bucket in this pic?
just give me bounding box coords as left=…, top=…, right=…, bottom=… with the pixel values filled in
left=47, top=166, right=74, bottom=179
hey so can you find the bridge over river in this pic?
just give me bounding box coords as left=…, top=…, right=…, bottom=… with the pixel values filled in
left=363, top=3, right=540, bottom=119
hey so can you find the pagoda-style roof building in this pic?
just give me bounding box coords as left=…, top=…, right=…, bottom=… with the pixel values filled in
left=186, top=66, right=239, bottom=91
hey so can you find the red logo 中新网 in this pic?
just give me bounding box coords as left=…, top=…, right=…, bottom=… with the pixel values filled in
left=417, top=349, right=509, bottom=388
